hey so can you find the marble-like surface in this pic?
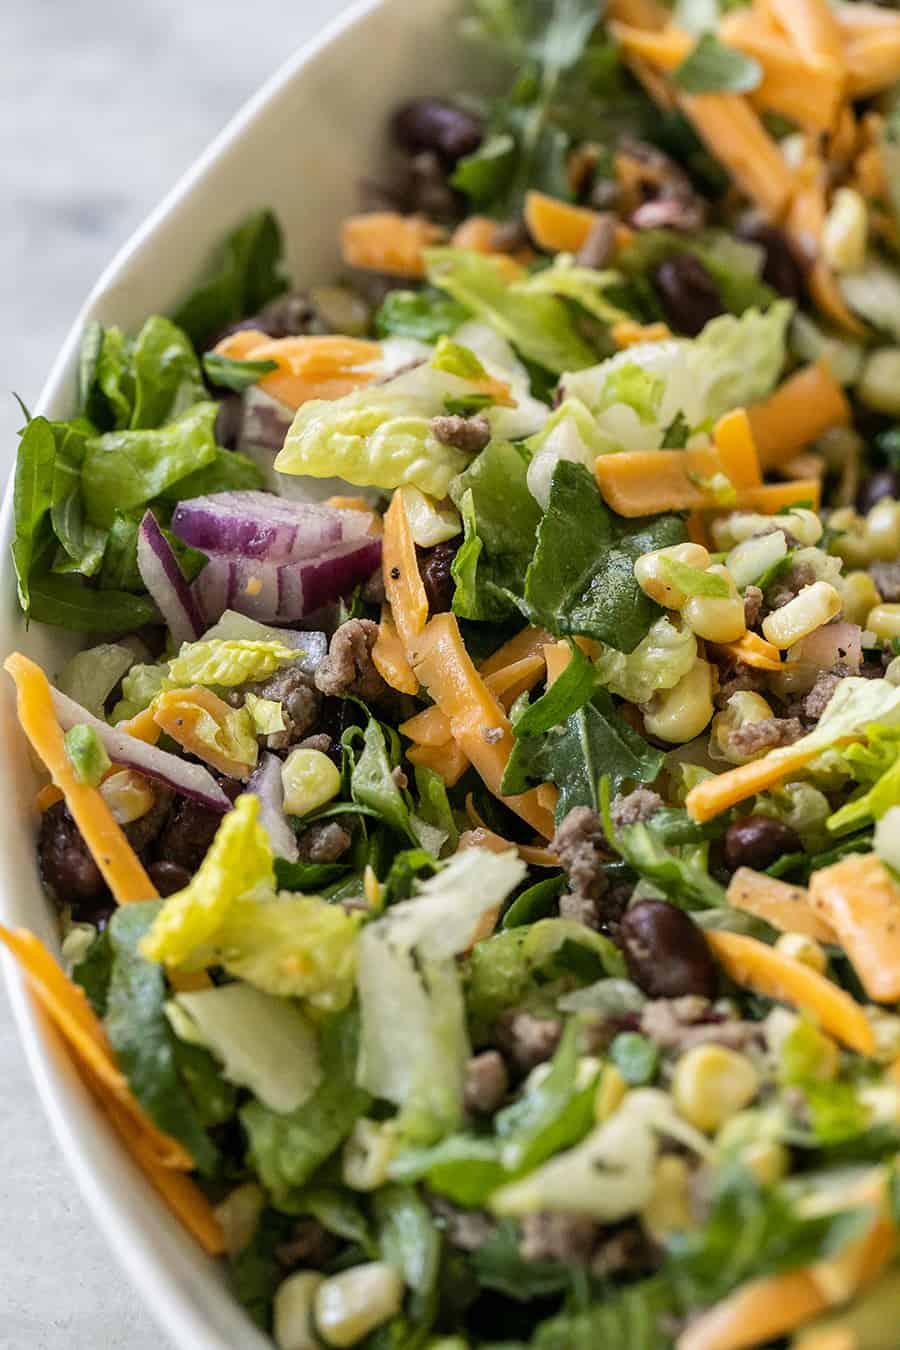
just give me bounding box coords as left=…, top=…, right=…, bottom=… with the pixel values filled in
left=1, top=3, right=353, bottom=1345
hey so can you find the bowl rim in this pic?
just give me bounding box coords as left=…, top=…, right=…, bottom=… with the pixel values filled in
left=1, top=4, right=385, bottom=1346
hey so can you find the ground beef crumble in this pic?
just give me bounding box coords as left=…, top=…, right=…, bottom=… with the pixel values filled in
left=430, top=413, right=491, bottom=453
left=314, top=618, right=388, bottom=703
left=726, top=716, right=804, bottom=757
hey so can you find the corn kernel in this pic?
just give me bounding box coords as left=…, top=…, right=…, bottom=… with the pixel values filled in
left=762, top=581, right=842, bottom=649
left=866, top=603, right=900, bottom=641
left=642, top=659, right=714, bottom=743
left=342, top=1118, right=398, bottom=1192
left=682, top=566, right=746, bottom=643
left=841, top=570, right=882, bottom=626
left=214, top=1182, right=265, bottom=1257
left=711, top=691, right=775, bottom=765
left=634, top=543, right=710, bottom=608
left=860, top=1083, right=900, bottom=1127
left=726, top=530, right=787, bottom=589
left=594, top=1064, right=627, bottom=1122
left=858, top=349, right=900, bottom=417
left=315, top=1264, right=404, bottom=1347
left=281, top=748, right=341, bottom=817
left=822, top=187, right=868, bottom=273
left=99, top=768, right=155, bottom=825
left=775, top=932, right=827, bottom=974
left=868, top=498, right=900, bottom=562
left=739, top=1138, right=789, bottom=1186
left=672, top=1044, right=761, bottom=1133
left=275, top=1271, right=324, bottom=1350
left=641, top=1155, right=693, bottom=1241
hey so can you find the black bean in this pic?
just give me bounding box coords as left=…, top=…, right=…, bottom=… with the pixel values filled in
left=38, top=802, right=109, bottom=919
left=418, top=539, right=460, bottom=614
left=620, top=900, right=718, bottom=999
left=653, top=255, right=724, bottom=336
left=391, top=98, right=483, bottom=165
left=156, top=784, right=240, bottom=874
left=148, top=860, right=192, bottom=896
left=723, top=814, right=802, bottom=873
left=857, top=469, right=900, bottom=515
left=214, top=395, right=243, bottom=449
left=735, top=217, right=805, bottom=301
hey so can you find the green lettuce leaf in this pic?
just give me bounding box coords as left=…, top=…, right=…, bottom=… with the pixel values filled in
left=606, top=802, right=726, bottom=911
left=50, top=419, right=107, bottom=578
left=240, top=1010, right=370, bottom=1202
left=518, top=260, right=631, bottom=326
left=172, top=208, right=288, bottom=349
left=495, top=1020, right=599, bottom=1172
left=154, top=446, right=265, bottom=500
left=511, top=639, right=596, bottom=737
left=503, top=687, right=664, bottom=820
left=619, top=228, right=775, bottom=316
left=374, top=289, right=471, bottom=342
left=472, top=1219, right=572, bottom=1301
left=11, top=416, right=56, bottom=613
left=105, top=902, right=220, bottom=1175
left=167, top=639, right=298, bottom=688
left=524, top=460, right=686, bottom=652
left=425, top=248, right=598, bottom=373
left=28, top=574, right=159, bottom=633
left=81, top=317, right=207, bottom=431
left=81, top=400, right=219, bottom=528
left=450, top=439, right=541, bottom=621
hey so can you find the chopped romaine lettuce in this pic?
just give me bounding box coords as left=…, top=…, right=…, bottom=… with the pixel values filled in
left=450, top=438, right=541, bottom=621
left=111, top=662, right=169, bottom=723
left=524, top=397, right=611, bottom=509
left=167, top=639, right=298, bottom=688
left=58, top=643, right=136, bottom=719
left=594, top=616, right=697, bottom=703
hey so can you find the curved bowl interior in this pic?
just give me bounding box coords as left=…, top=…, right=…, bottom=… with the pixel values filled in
left=0, top=1, right=469, bottom=1345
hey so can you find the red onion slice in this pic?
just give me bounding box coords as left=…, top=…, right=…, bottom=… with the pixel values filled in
left=240, top=385, right=293, bottom=452
left=171, top=490, right=371, bottom=562
left=247, top=753, right=298, bottom=861
left=52, top=688, right=232, bottom=813
left=192, top=533, right=382, bottom=625
left=137, top=511, right=205, bottom=647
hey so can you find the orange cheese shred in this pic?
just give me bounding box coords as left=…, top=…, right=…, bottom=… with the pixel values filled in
left=686, top=743, right=821, bottom=821
left=676, top=1269, right=831, bottom=1350
left=735, top=478, right=821, bottom=514
left=480, top=627, right=555, bottom=677
left=705, top=929, right=875, bottom=1054
left=484, top=655, right=546, bottom=709
left=35, top=783, right=64, bottom=812
left=410, top=613, right=556, bottom=838
left=748, top=364, right=851, bottom=471
left=845, top=28, right=900, bottom=98
left=400, top=705, right=454, bottom=748
left=0, top=926, right=191, bottom=1170
left=406, top=738, right=470, bottom=788
left=5, top=653, right=157, bottom=905
left=766, top=0, right=844, bottom=63
left=459, top=823, right=560, bottom=868
left=341, top=212, right=445, bottom=278
left=715, top=632, right=784, bottom=671
left=714, top=409, right=762, bottom=489
left=152, top=686, right=256, bottom=781
left=115, top=706, right=163, bottom=745
left=594, top=444, right=734, bottom=516
left=215, top=331, right=381, bottom=409
left=372, top=605, right=418, bottom=696
left=809, top=853, right=900, bottom=1002
left=383, top=490, right=429, bottom=653
left=524, top=191, right=605, bottom=254
left=727, top=868, right=837, bottom=942
left=611, top=319, right=672, bottom=348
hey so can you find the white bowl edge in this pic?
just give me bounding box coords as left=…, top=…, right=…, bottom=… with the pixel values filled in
left=0, top=1, right=469, bottom=1345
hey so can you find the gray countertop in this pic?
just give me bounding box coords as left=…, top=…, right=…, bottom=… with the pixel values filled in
left=2, top=3, right=353, bottom=1345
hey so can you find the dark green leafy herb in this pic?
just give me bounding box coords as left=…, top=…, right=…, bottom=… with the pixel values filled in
left=230, top=1208, right=292, bottom=1331
left=11, top=416, right=56, bottom=613
left=345, top=718, right=417, bottom=842
left=495, top=1020, right=598, bottom=1172
left=666, top=1165, right=870, bottom=1305
left=202, top=352, right=278, bottom=392
left=241, top=1011, right=370, bottom=1202
left=502, top=873, right=566, bottom=928
left=532, top=1275, right=676, bottom=1349
left=374, top=289, right=471, bottom=342
left=273, top=860, right=348, bottom=891
left=381, top=849, right=440, bottom=905
left=104, top=902, right=220, bottom=1175
left=472, top=1219, right=571, bottom=1300
left=389, top=1134, right=506, bottom=1206
left=415, top=764, right=459, bottom=856
left=603, top=785, right=726, bottom=909
left=525, top=462, right=686, bottom=653
left=50, top=420, right=106, bottom=578
left=511, top=639, right=596, bottom=738
left=503, top=689, right=665, bottom=820
left=28, top=574, right=159, bottom=632
left=154, top=446, right=265, bottom=501
left=73, top=928, right=113, bottom=1016
left=673, top=34, right=762, bottom=95
left=172, top=209, right=288, bottom=349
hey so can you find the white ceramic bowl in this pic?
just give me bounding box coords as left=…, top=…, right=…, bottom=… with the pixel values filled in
left=0, top=2, right=470, bottom=1344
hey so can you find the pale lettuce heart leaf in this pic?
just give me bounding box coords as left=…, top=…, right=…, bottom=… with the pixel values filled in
left=275, top=361, right=482, bottom=498
left=425, top=247, right=598, bottom=374
left=382, top=848, right=527, bottom=960
left=525, top=397, right=618, bottom=509
left=111, top=662, right=169, bottom=723
left=562, top=301, right=791, bottom=451
left=594, top=617, right=697, bottom=704
left=167, top=639, right=298, bottom=688
left=517, top=258, right=631, bottom=326
left=452, top=320, right=548, bottom=440
left=169, top=982, right=321, bottom=1115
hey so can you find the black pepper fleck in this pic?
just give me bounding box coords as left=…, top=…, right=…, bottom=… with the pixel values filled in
left=390, top=567, right=401, bottom=580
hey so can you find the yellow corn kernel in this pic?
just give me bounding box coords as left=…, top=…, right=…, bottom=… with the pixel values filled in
left=841, top=570, right=882, bottom=626
left=859, top=1083, right=900, bottom=1127
left=633, top=543, right=710, bottom=608
left=866, top=603, right=900, bottom=641
left=672, top=1044, right=761, bottom=1133
left=739, top=1138, right=789, bottom=1187
left=858, top=349, right=900, bottom=417
left=682, top=565, right=746, bottom=644
left=594, top=1064, right=627, bottom=1123
left=866, top=497, right=900, bottom=561
left=99, top=768, right=156, bottom=825
left=642, top=659, right=714, bottom=744
left=315, top=1264, right=404, bottom=1348
left=641, top=1155, right=693, bottom=1242
left=213, top=1182, right=265, bottom=1257
left=275, top=1271, right=325, bottom=1350
left=711, top=691, right=775, bottom=765
left=822, top=187, right=868, bottom=273
left=342, top=1118, right=398, bottom=1192
left=761, top=581, right=843, bottom=649
left=774, top=932, right=827, bottom=974
left=281, top=747, right=341, bottom=817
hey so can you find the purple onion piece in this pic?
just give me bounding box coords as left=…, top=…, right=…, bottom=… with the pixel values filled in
left=170, top=490, right=370, bottom=562
left=137, top=511, right=205, bottom=647
left=51, top=688, right=231, bottom=813
left=247, top=753, right=298, bottom=862
left=240, top=385, right=294, bottom=452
